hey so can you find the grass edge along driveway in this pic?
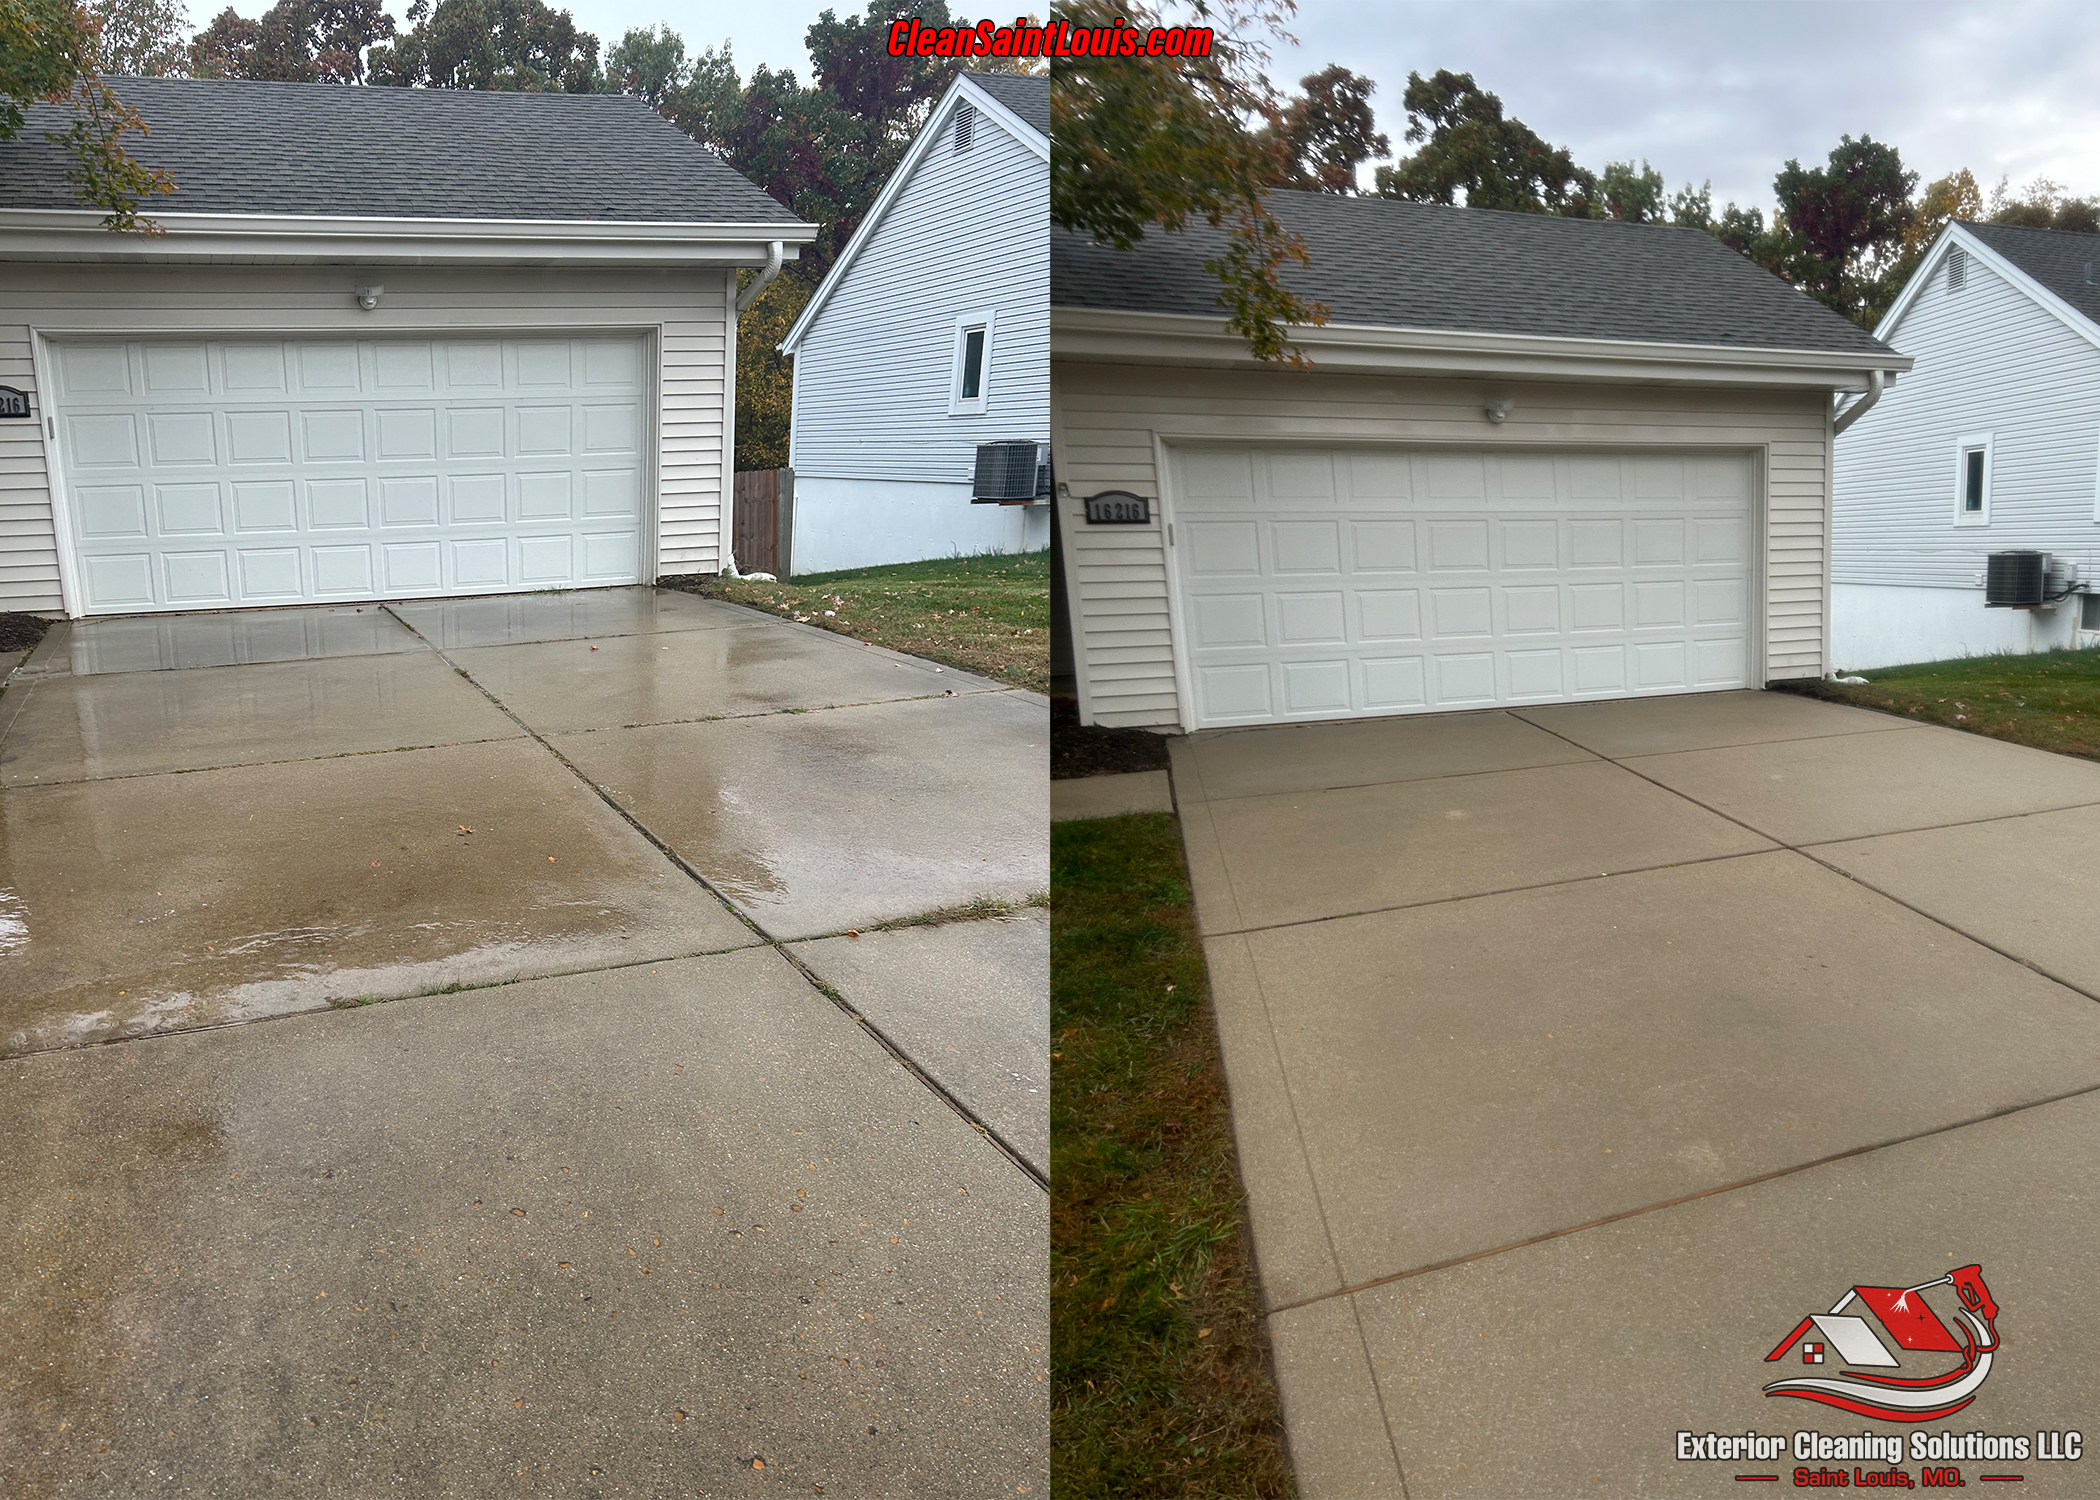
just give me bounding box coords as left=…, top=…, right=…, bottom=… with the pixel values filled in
left=1785, top=644, right=2100, bottom=760
left=664, top=551, right=1050, bottom=694
left=1051, top=811, right=1295, bottom=1499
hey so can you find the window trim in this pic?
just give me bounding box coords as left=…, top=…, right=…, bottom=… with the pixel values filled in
left=948, top=311, right=994, bottom=416
left=1953, top=431, right=1994, bottom=527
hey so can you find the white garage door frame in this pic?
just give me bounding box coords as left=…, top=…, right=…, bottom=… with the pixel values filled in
left=1153, top=434, right=1771, bottom=731
left=30, top=321, right=664, bottom=619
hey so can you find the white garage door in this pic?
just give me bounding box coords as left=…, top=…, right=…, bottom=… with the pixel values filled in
left=1172, top=446, right=1755, bottom=727
left=50, top=335, right=649, bottom=614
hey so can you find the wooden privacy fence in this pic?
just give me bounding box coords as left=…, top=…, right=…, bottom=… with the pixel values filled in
left=730, top=468, right=795, bottom=577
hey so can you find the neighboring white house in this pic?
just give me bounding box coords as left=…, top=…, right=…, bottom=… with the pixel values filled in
left=1832, top=222, right=2100, bottom=668
left=1053, top=193, right=1910, bottom=730
left=778, top=72, right=1049, bottom=576
left=0, top=78, right=812, bottom=617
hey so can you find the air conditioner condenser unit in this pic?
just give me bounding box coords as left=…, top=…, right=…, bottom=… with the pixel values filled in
left=972, top=440, right=1049, bottom=505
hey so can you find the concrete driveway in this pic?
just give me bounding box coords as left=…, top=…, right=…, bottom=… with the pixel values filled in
left=0, top=590, right=1047, bottom=1497
left=1171, top=691, right=2100, bottom=1498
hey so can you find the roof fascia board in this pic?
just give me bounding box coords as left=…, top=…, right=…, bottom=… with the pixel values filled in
left=1947, top=224, right=2100, bottom=355
left=1872, top=224, right=1955, bottom=338
left=0, top=207, right=813, bottom=266
left=782, top=75, right=1041, bottom=353
left=954, top=75, right=1049, bottom=158
left=0, top=211, right=811, bottom=265
left=1052, top=307, right=1910, bottom=388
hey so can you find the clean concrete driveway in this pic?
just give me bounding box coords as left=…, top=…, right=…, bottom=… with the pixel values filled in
left=1172, top=691, right=2100, bottom=1498
left=0, top=590, right=1047, bottom=1497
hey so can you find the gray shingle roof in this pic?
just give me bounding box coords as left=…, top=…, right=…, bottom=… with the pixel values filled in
left=0, top=77, right=802, bottom=223
left=963, top=72, right=1048, bottom=140
left=1961, top=220, right=2100, bottom=331
left=1054, top=191, right=1897, bottom=357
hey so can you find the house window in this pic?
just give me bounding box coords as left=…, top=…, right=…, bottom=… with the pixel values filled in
left=1954, top=433, right=1993, bottom=526
left=1947, top=247, right=1967, bottom=291
left=954, top=105, right=976, bottom=153
left=949, top=314, right=993, bottom=415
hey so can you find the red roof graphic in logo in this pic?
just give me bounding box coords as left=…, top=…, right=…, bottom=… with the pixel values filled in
left=1760, top=1265, right=2001, bottom=1423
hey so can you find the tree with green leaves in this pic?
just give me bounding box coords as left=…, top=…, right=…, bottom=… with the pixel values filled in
left=1053, top=0, right=1325, bottom=364
left=1261, top=64, right=1387, bottom=193
left=190, top=0, right=393, bottom=82
left=1986, top=174, right=2100, bottom=234
left=1771, top=133, right=1915, bottom=325
left=2, top=0, right=172, bottom=230
left=1374, top=69, right=1598, bottom=217
left=1597, top=158, right=1664, bottom=223
left=90, top=0, right=190, bottom=73
left=367, top=0, right=597, bottom=92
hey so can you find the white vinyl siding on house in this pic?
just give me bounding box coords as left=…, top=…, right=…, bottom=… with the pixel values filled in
left=1834, top=248, right=2100, bottom=590
left=1055, top=360, right=1832, bottom=729
left=0, top=261, right=732, bottom=614
left=788, top=106, right=1048, bottom=484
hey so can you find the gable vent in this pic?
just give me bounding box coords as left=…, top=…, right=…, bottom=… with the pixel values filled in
left=1947, top=247, right=1967, bottom=291
left=954, top=104, right=976, bottom=153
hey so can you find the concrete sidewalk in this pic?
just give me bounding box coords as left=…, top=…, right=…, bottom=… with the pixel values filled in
left=1172, top=691, right=2100, bottom=1497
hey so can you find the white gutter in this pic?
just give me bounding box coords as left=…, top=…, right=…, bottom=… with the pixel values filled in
left=1831, top=367, right=1887, bottom=435
left=734, top=239, right=785, bottom=314
left=1052, top=306, right=1913, bottom=389
left=0, top=207, right=817, bottom=266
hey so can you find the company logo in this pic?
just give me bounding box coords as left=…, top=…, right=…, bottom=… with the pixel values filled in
left=1761, top=1264, right=2000, bottom=1422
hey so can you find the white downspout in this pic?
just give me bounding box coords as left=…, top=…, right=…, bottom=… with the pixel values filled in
left=1832, top=368, right=1886, bottom=436
left=734, top=240, right=785, bottom=315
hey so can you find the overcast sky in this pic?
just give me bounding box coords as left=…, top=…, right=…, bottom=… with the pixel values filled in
left=1274, top=0, right=2100, bottom=212
left=198, top=0, right=2100, bottom=216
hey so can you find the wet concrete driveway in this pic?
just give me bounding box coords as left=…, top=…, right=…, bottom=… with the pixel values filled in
left=0, top=589, right=1048, bottom=1497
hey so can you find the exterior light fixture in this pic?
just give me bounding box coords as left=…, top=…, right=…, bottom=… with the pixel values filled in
left=354, top=284, right=384, bottom=311
left=1485, top=399, right=1516, bottom=424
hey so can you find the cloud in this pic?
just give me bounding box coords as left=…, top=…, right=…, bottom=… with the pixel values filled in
left=1276, top=0, right=2100, bottom=211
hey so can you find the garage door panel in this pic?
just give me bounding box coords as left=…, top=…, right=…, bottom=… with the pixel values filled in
left=55, top=335, right=648, bottom=614
left=374, top=342, right=434, bottom=391
left=1499, top=518, right=1557, bottom=568
left=1271, top=519, right=1340, bottom=573
left=1362, top=656, right=1426, bottom=709
left=60, top=344, right=132, bottom=397
left=1171, top=444, right=1754, bottom=728
left=1428, top=521, right=1487, bottom=570
left=156, top=482, right=220, bottom=534
left=226, top=410, right=293, bottom=465
left=1350, top=520, right=1415, bottom=571
left=1506, top=649, right=1563, bottom=699
left=222, top=344, right=288, bottom=394
left=1357, top=589, right=1420, bottom=641
left=1275, top=591, right=1346, bottom=645
left=1344, top=451, right=1411, bottom=501
left=142, top=344, right=210, bottom=395
left=239, top=547, right=302, bottom=598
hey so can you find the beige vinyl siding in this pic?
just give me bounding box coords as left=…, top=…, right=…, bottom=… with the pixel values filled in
left=0, top=327, right=55, bottom=609
left=0, top=261, right=732, bottom=613
left=1054, top=359, right=1833, bottom=728
left=1833, top=250, right=2100, bottom=589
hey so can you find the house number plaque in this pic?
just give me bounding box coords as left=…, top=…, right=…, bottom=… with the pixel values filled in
left=0, top=387, right=28, bottom=419
left=1083, top=490, right=1150, bottom=525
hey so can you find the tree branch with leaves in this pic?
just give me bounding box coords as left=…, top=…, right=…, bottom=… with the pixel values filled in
left=3, top=0, right=174, bottom=231
left=1052, top=0, right=1326, bottom=364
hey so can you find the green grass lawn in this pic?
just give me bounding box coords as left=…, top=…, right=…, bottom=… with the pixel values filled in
left=1052, top=813, right=1294, bottom=1498
left=663, top=552, right=1050, bottom=692
left=1785, top=646, right=2100, bottom=760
